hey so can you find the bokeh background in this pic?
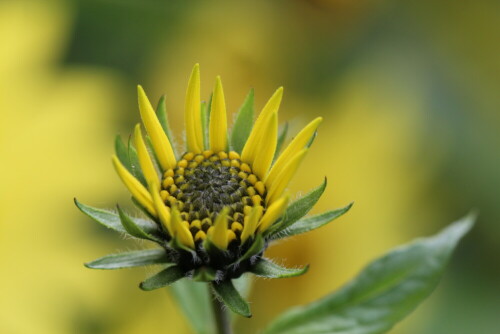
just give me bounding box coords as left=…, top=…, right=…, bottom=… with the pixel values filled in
left=1, top=0, right=499, bottom=333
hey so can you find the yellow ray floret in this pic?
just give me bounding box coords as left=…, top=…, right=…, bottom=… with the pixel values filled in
left=266, top=148, right=308, bottom=204
left=185, top=64, right=203, bottom=153
left=258, top=194, right=289, bottom=232
left=112, top=155, right=156, bottom=215
left=240, top=206, right=263, bottom=243
left=210, top=207, right=230, bottom=250
left=150, top=183, right=173, bottom=236
left=137, top=85, right=177, bottom=171
left=133, top=124, right=160, bottom=189
left=241, top=87, right=283, bottom=165
left=252, top=112, right=278, bottom=180
left=266, top=117, right=322, bottom=187
left=171, top=207, right=195, bottom=249
left=209, top=76, right=228, bottom=152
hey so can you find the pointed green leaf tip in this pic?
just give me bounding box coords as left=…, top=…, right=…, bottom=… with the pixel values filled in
left=231, top=88, right=254, bottom=153
left=140, top=265, right=186, bottom=291
left=280, top=202, right=353, bottom=239
left=262, top=213, right=475, bottom=334
left=85, top=249, right=170, bottom=270
left=212, top=280, right=252, bottom=318
left=74, top=199, right=159, bottom=237
left=266, top=178, right=327, bottom=236
left=252, top=258, right=309, bottom=278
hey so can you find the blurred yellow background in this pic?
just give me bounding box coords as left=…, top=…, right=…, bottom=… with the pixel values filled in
left=1, top=0, right=498, bottom=333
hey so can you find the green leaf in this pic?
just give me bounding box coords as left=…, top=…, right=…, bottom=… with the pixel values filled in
left=127, top=137, right=147, bottom=186
left=115, top=135, right=133, bottom=173
left=251, top=258, right=309, bottom=278
left=140, top=265, right=185, bottom=291
left=231, top=89, right=254, bottom=153
left=117, top=206, right=162, bottom=242
left=266, top=178, right=327, bottom=236
left=85, top=249, right=170, bottom=270
left=156, top=95, right=174, bottom=142
left=169, top=280, right=216, bottom=334
left=211, top=280, right=252, bottom=318
left=274, top=122, right=289, bottom=161
left=262, top=214, right=475, bottom=334
left=276, top=202, right=353, bottom=239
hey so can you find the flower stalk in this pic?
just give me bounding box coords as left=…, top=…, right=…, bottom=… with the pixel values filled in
left=211, top=288, right=233, bottom=334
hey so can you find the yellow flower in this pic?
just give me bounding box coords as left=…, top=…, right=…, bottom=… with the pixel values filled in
left=78, top=64, right=351, bottom=317
left=113, top=64, right=322, bottom=250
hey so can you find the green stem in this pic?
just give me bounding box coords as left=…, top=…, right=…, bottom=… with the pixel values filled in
left=211, top=288, right=232, bottom=334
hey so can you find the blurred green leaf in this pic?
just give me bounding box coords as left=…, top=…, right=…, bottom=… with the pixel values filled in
left=262, top=214, right=475, bottom=334
left=169, top=280, right=216, bottom=334
left=117, top=206, right=162, bottom=242
left=267, top=178, right=327, bottom=236
left=278, top=203, right=353, bottom=239
left=85, top=249, right=169, bottom=270
left=140, top=266, right=185, bottom=291
left=211, top=280, right=251, bottom=318
left=231, top=89, right=254, bottom=153
left=252, top=258, right=308, bottom=279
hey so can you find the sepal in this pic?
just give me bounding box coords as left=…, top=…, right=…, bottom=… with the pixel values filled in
left=236, top=234, right=265, bottom=264
left=231, top=89, right=254, bottom=153
left=192, top=266, right=217, bottom=282
left=155, top=95, right=174, bottom=142
left=274, top=122, right=289, bottom=160
left=117, top=205, right=163, bottom=242
left=140, top=265, right=186, bottom=291
left=211, top=280, right=252, bottom=318
left=265, top=178, right=327, bottom=236
left=85, top=249, right=170, bottom=270
left=75, top=199, right=158, bottom=236
left=272, top=202, right=353, bottom=240
left=251, top=258, right=308, bottom=278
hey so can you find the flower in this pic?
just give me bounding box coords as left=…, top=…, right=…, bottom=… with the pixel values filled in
left=76, top=64, right=351, bottom=317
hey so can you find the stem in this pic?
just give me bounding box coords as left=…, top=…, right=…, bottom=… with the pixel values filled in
left=211, top=288, right=232, bottom=334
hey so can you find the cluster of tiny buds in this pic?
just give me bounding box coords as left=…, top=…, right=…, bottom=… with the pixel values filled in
left=160, top=150, right=267, bottom=245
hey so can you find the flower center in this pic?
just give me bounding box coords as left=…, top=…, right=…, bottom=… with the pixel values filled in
left=161, top=150, right=267, bottom=242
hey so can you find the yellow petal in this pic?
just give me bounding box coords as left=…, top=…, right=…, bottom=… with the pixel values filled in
left=241, top=87, right=283, bottom=165
left=209, top=76, right=228, bottom=152
left=266, top=117, right=322, bottom=187
left=111, top=155, right=156, bottom=215
left=266, top=148, right=308, bottom=204
left=252, top=112, right=278, bottom=180
left=133, top=124, right=159, bottom=189
left=240, top=206, right=263, bottom=243
left=171, top=207, right=195, bottom=249
left=185, top=63, right=203, bottom=153
left=137, top=85, right=177, bottom=170
left=150, top=183, right=173, bottom=236
left=210, top=207, right=230, bottom=250
left=257, top=194, right=289, bottom=232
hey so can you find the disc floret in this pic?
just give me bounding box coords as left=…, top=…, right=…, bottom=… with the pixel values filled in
left=160, top=150, right=267, bottom=246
